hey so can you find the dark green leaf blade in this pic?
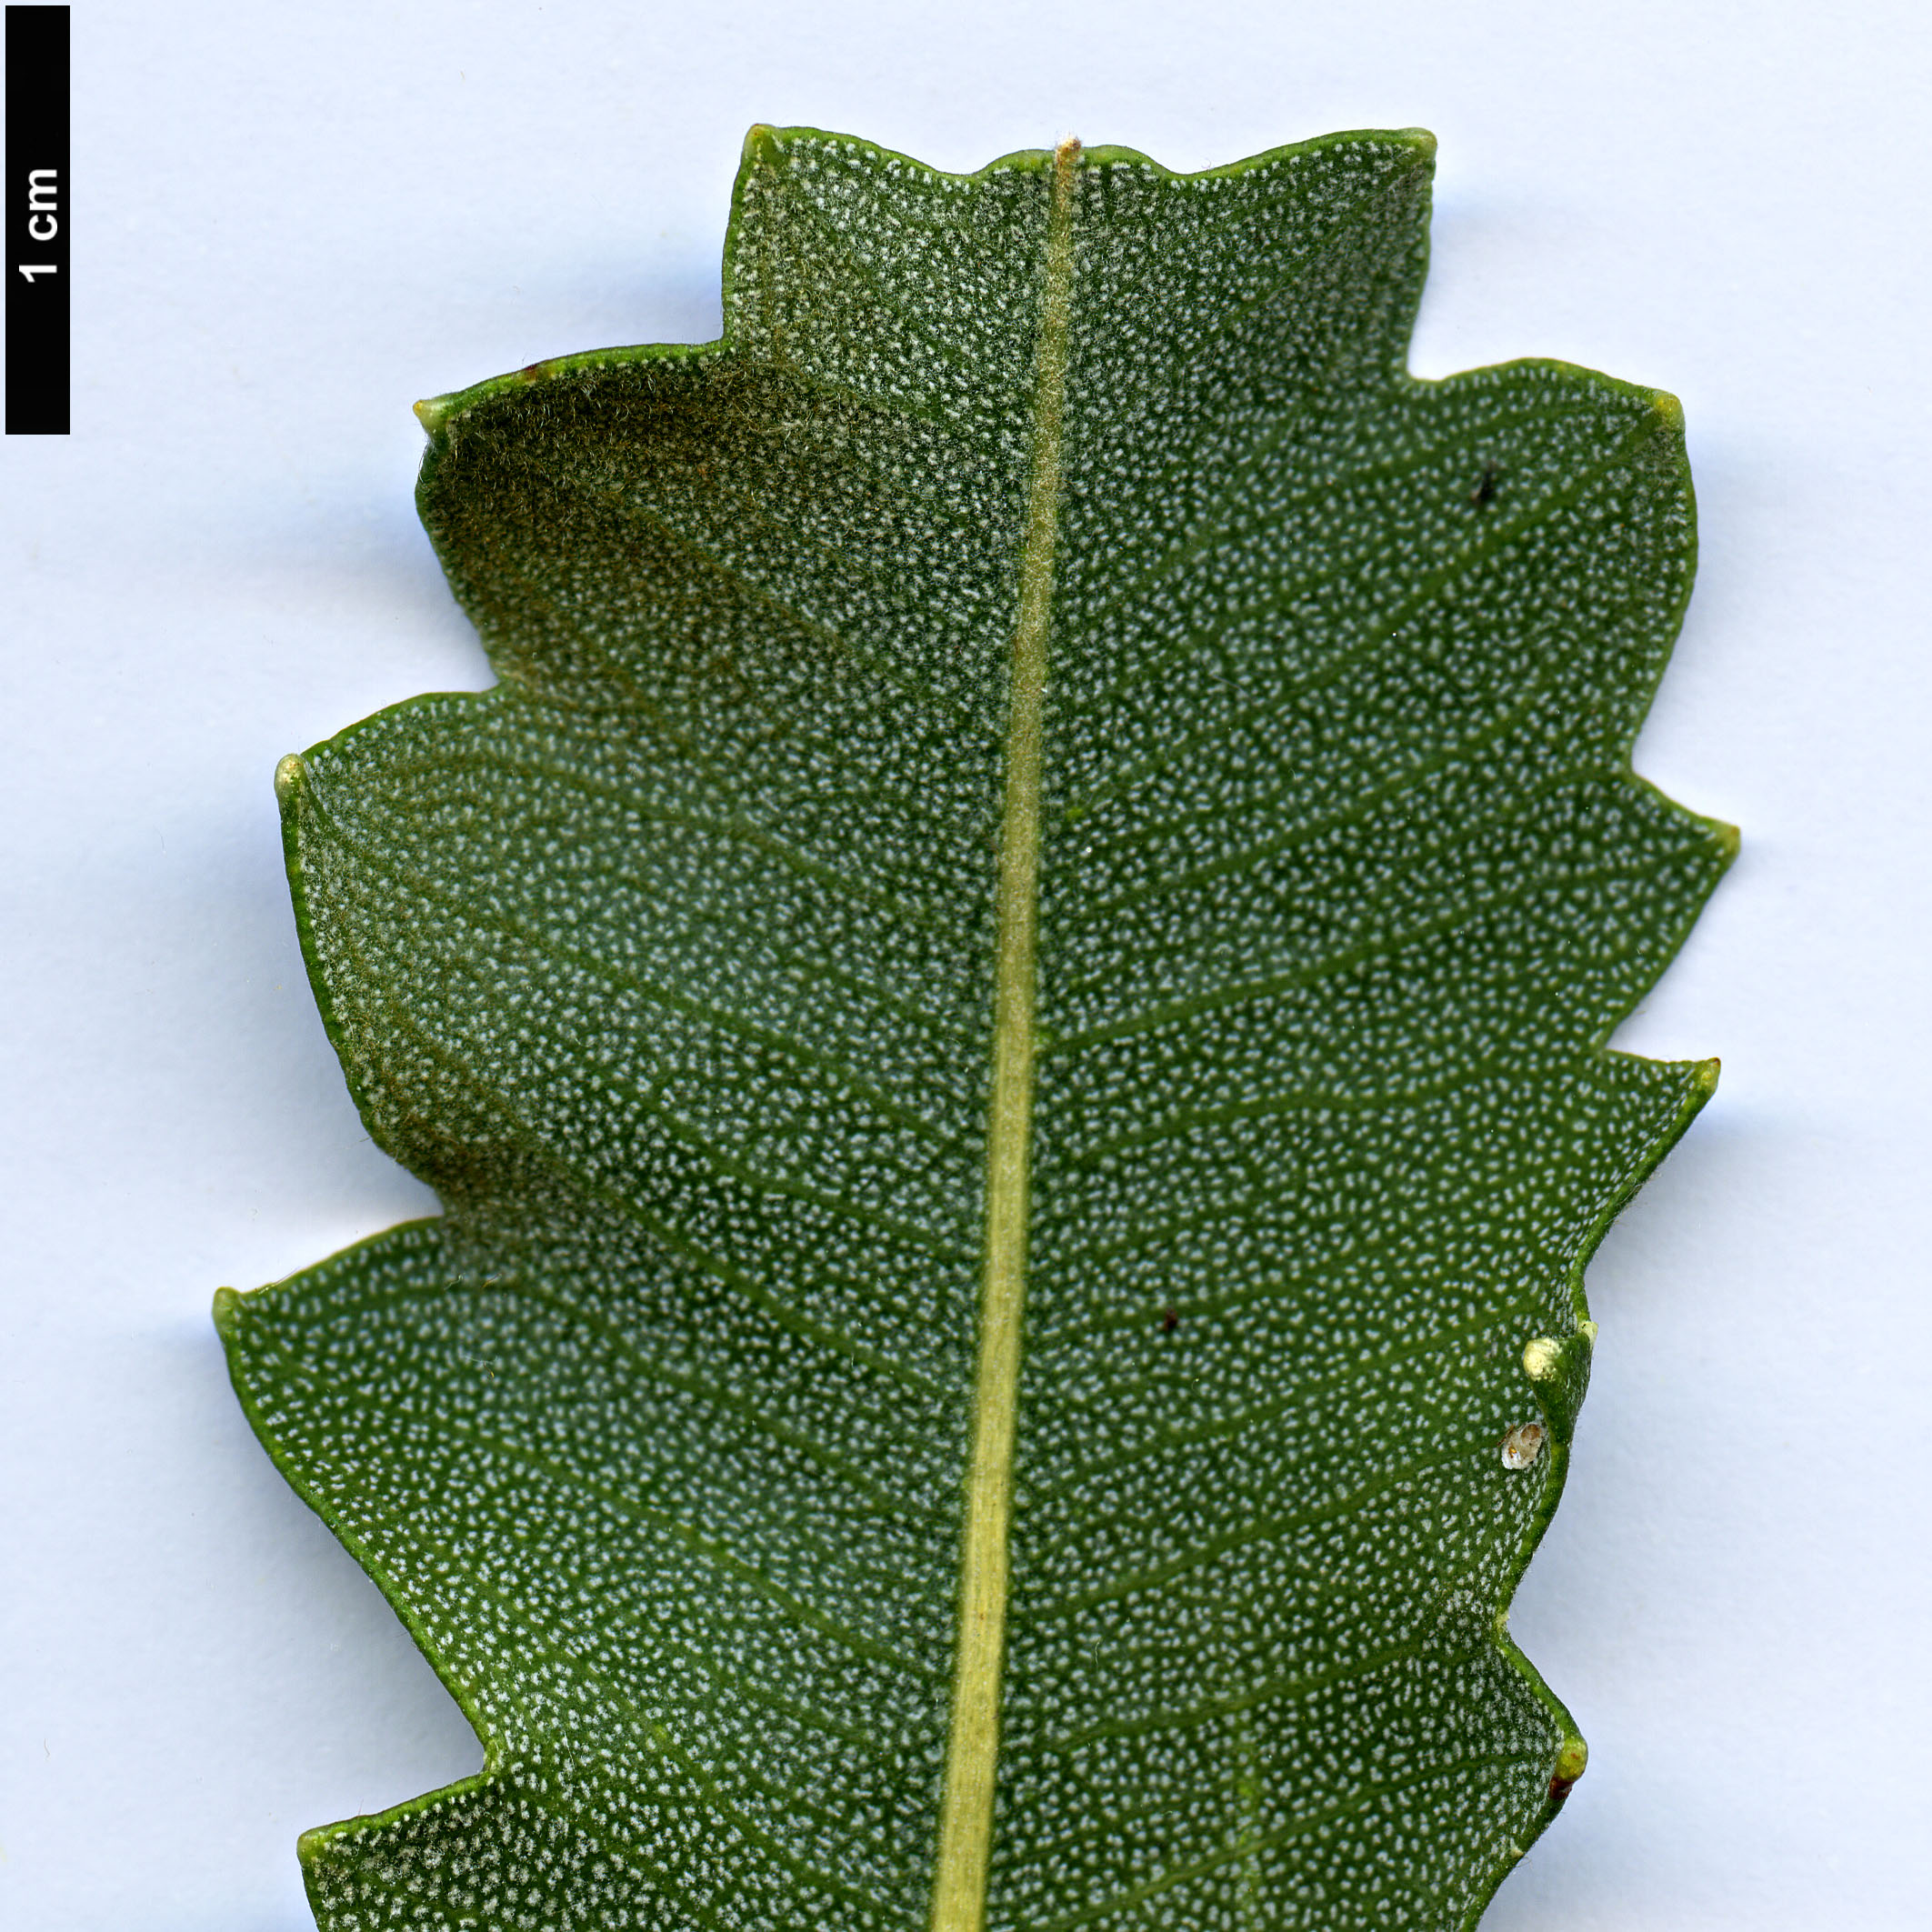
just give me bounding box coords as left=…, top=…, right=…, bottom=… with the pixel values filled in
left=218, top=125, right=1730, bottom=1932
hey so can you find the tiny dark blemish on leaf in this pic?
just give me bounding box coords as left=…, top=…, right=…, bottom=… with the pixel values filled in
left=1470, top=462, right=1500, bottom=506
left=1161, top=1306, right=1179, bottom=1333
left=1547, top=1770, right=1579, bottom=1803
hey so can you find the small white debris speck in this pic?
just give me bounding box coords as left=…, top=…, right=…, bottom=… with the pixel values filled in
left=1501, top=1422, right=1547, bottom=1470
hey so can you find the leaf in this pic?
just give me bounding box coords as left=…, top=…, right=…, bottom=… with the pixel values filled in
left=216, top=125, right=1731, bottom=1932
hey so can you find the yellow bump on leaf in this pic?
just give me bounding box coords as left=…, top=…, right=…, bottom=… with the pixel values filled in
left=1522, top=1336, right=1564, bottom=1383
left=274, top=753, right=305, bottom=804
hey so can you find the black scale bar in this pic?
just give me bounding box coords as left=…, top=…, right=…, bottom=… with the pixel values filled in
left=6, top=5, right=69, bottom=435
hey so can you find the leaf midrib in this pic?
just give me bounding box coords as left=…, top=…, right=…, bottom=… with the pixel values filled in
left=927, top=135, right=1081, bottom=1932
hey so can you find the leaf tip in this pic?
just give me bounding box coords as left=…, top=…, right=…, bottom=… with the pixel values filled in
left=211, top=1285, right=244, bottom=1338
left=1694, top=1056, right=1721, bottom=1098
left=274, top=752, right=305, bottom=806
left=1649, top=387, right=1686, bottom=433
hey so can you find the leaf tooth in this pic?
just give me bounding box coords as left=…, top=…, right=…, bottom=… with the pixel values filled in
left=1521, top=1325, right=1597, bottom=1442
left=1547, top=1732, right=1589, bottom=1804
left=273, top=752, right=305, bottom=805
left=413, top=392, right=456, bottom=436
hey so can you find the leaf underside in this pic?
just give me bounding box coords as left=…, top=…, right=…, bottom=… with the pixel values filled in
left=218, top=125, right=1729, bottom=1932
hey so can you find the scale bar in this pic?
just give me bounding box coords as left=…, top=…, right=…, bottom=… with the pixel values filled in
left=6, top=5, right=70, bottom=435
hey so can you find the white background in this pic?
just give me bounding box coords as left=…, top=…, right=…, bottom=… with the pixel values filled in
left=3, top=3, right=1927, bottom=1926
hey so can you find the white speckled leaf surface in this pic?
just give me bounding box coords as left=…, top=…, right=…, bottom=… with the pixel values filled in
left=216, top=125, right=1730, bottom=1932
